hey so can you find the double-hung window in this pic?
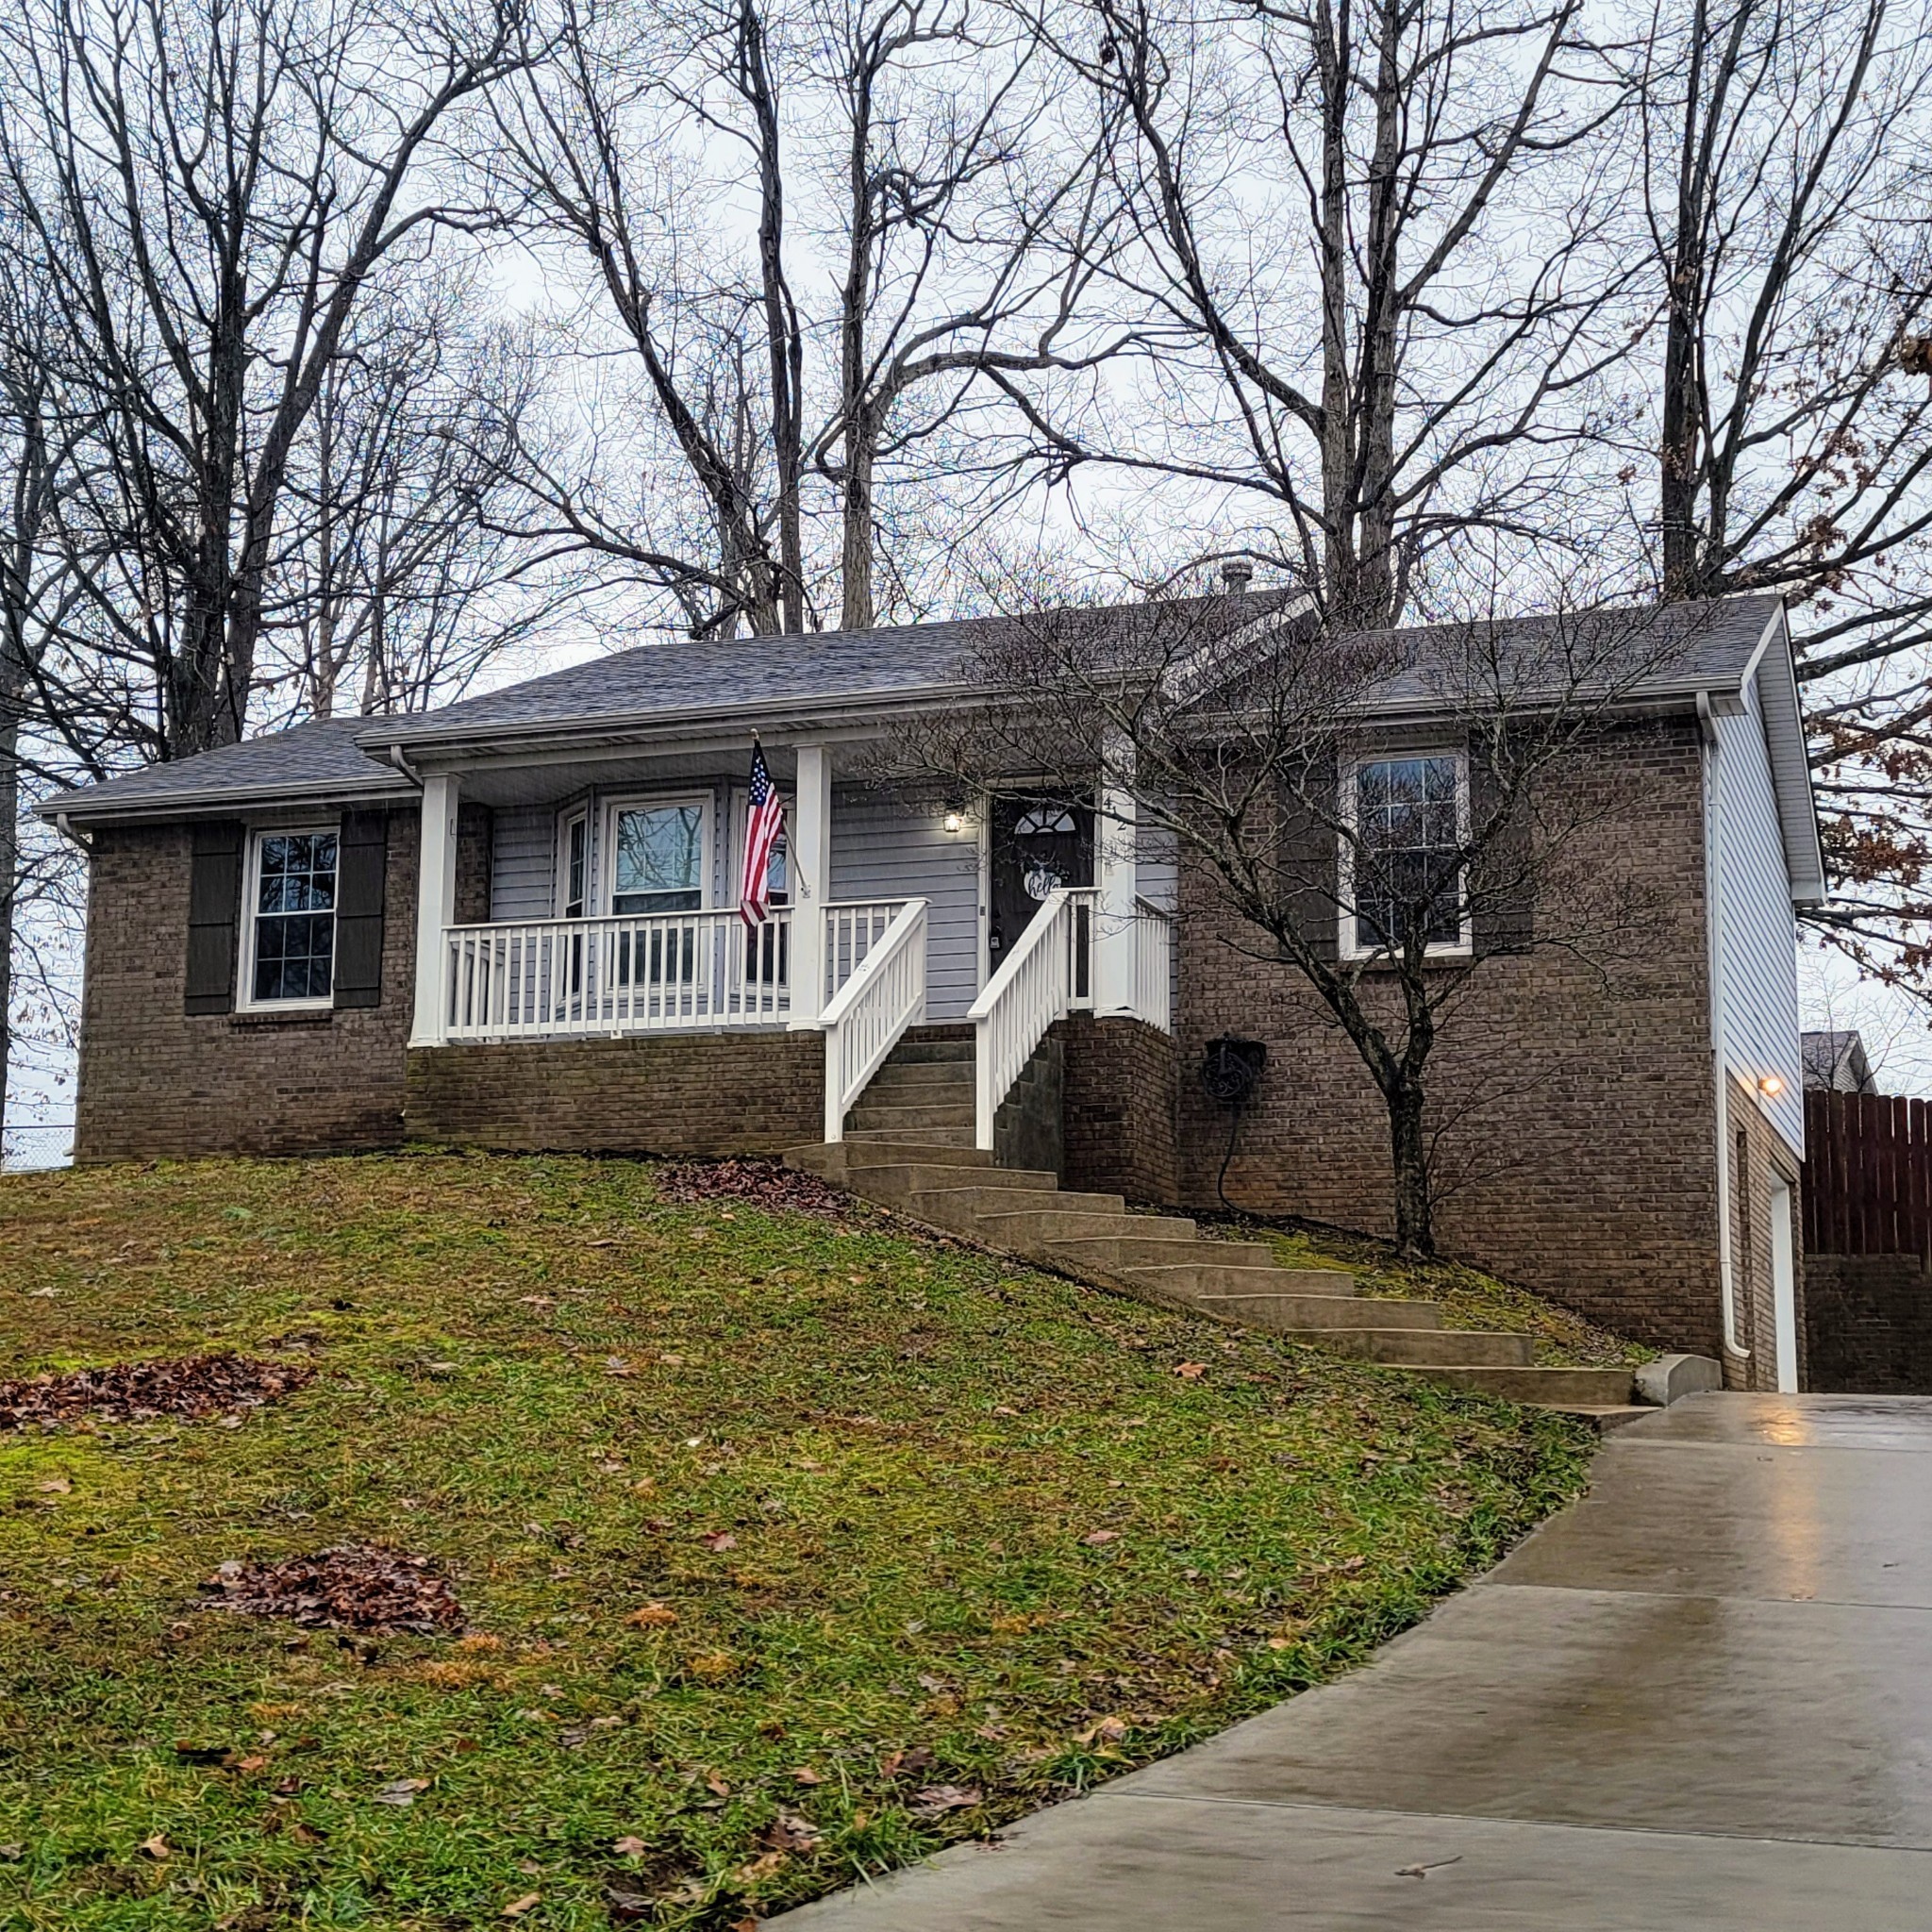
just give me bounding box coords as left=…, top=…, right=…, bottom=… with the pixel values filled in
left=1342, top=754, right=1469, bottom=958
left=608, top=801, right=707, bottom=915
left=247, top=830, right=338, bottom=1004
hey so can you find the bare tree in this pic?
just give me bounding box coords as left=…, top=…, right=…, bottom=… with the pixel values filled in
left=490, top=0, right=1121, bottom=637
left=265, top=277, right=560, bottom=720
left=808, top=0, right=1126, bottom=627
left=1013, top=0, right=1637, bottom=627
left=0, top=0, right=532, bottom=758
left=1635, top=0, right=1932, bottom=983
left=887, top=572, right=1700, bottom=1254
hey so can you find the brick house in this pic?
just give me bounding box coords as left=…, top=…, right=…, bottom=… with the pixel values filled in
left=40, top=591, right=1823, bottom=1391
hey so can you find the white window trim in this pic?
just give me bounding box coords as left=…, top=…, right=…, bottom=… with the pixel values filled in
left=1337, top=750, right=1474, bottom=963
left=599, top=792, right=714, bottom=916
left=238, top=824, right=339, bottom=1011
left=555, top=806, right=590, bottom=920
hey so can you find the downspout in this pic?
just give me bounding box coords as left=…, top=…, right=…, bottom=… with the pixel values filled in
left=1698, top=691, right=1750, bottom=1364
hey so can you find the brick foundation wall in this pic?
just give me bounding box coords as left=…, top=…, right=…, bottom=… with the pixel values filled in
left=1728, top=1072, right=1806, bottom=1392
left=1057, top=1015, right=1181, bottom=1206
left=74, top=813, right=419, bottom=1160
left=1803, top=1254, right=1932, bottom=1392
left=1173, top=720, right=1736, bottom=1355
left=405, top=1030, right=824, bottom=1155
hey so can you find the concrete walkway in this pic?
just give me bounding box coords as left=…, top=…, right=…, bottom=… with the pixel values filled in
left=774, top=1394, right=1932, bottom=1930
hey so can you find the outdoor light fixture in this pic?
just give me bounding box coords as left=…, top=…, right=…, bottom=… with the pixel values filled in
left=942, top=804, right=964, bottom=833
left=1758, top=1073, right=1786, bottom=1098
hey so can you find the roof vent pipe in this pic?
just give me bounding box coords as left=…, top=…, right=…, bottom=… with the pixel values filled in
left=1220, top=560, right=1255, bottom=592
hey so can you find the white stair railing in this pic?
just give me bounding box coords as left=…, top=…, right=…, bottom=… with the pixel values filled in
left=969, top=887, right=1092, bottom=1149
left=1132, top=895, right=1174, bottom=1034
left=820, top=898, right=929, bottom=1142
left=823, top=899, right=908, bottom=1001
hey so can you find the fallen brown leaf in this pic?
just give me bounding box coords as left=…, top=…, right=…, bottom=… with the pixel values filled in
left=138, top=1833, right=170, bottom=1861
left=909, top=1785, right=983, bottom=1817
left=612, top=1835, right=648, bottom=1857
left=1081, top=1529, right=1120, bottom=1545
left=501, top=1892, right=541, bottom=1918
left=625, top=1603, right=678, bottom=1628
left=1172, top=1361, right=1208, bottom=1378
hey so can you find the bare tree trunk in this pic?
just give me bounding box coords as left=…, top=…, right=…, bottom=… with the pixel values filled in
left=1386, top=1077, right=1432, bottom=1257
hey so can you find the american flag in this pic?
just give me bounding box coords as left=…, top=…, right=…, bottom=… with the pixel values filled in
left=739, top=741, right=785, bottom=927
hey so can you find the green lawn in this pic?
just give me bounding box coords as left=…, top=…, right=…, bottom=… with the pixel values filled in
left=0, top=1153, right=1595, bottom=1929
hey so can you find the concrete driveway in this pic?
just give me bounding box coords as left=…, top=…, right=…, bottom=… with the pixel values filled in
left=774, top=1394, right=1932, bottom=1930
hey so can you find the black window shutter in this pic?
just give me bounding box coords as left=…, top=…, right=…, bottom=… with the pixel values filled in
left=332, top=809, right=390, bottom=1009
left=1275, top=756, right=1341, bottom=965
left=1469, top=742, right=1533, bottom=956
left=184, top=821, right=245, bottom=1014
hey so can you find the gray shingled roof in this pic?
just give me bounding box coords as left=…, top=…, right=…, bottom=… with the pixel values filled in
left=40, top=716, right=412, bottom=824
left=39, top=591, right=1787, bottom=824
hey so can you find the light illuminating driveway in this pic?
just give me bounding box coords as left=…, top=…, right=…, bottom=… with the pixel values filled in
left=774, top=1394, right=1932, bottom=1930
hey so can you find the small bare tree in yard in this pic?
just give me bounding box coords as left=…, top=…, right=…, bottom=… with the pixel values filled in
left=891, top=578, right=1707, bottom=1255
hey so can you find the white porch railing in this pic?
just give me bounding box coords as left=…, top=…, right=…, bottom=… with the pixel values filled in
left=821, top=898, right=928, bottom=1141
left=969, top=887, right=1095, bottom=1150
left=442, top=908, right=793, bottom=1040
left=1132, top=896, right=1174, bottom=1035
left=823, top=899, right=907, bottom=1002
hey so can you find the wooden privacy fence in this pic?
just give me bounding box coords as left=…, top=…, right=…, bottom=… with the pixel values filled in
left=1805, top=1091, right=1932, bottom=1259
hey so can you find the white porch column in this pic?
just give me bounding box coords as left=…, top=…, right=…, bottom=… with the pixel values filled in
left=789, top=744, right=832, bottom=1025
left=410, top=772, right=460, bottom=1047
left=1092, top=736, right=1138, bottom=1017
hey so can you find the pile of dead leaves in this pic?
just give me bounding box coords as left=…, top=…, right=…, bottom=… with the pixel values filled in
left=655, top=1158, right=863, bottom=1222
left=198, top=1544, right=463, bottom=1635
left=0, top=1353, right=315, bottom=1432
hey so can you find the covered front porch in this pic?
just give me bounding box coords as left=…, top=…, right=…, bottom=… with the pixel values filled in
left=405, top=739, right=1173, bottom=1147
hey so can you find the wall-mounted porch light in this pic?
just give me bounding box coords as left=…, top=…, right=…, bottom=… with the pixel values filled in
left=1757, top=1073, right=1786, bottom=1099
left=942, top=801, right=965, bottom=834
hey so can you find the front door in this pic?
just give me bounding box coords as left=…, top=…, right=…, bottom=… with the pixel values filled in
left=987, top=796, right=1094, bottom=981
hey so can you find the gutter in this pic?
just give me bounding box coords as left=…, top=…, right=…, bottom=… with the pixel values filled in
left=1698, top=690, right=1750, bottom=1366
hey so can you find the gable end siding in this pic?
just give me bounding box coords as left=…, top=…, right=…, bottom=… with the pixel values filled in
left=1714, top=674, right=1805, bottom=1153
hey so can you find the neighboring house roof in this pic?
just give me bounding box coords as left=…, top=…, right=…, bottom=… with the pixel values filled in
left=1803, top=1029, right=1876, bottom=1094
left=37, top=591, right=1818, bottom=892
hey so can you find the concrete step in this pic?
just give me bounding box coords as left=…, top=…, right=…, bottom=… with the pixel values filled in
left=848, top=1101, right=977, bottom=1133
left=884, top=1039, right=974, bottom=1064
left=1041, top=1234, right=1277, bottom=1274
left=1190, top=1289, right=1441, bottom=1332
left=1124, top=1261, right=1359, bottom=1301
left=787, top=1140, right=992, bottom=1177
left=1551, top=1405, right=1658, bottom=1432
left=865, top=1068, right=974, bottom=1098
left=1410, top=1364, right=1638, bottom=1406
left=846, top=1124, right=978, bottom=1147
left=976, top=1208, right=1198, bottom=1249
left=853, top=1168, right=1059, bottom=1207
left=904, top=1185, right=1126, bottom=1222
left=1305, top=1327, right=1536, bottom=1368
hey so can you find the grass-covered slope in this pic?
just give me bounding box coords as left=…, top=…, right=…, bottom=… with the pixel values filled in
left=0, top=1153, right=1593, bottom=1929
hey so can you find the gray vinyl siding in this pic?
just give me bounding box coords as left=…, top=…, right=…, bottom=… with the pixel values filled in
left=829, top=788, right=983, bottom=1020
left=491, top=806, right=558, bottom=921
left=1714, top=674, right=1805, bottom=1152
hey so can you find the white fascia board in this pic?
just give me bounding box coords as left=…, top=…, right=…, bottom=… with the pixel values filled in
left=1747, top=605, right=1828, bottom=905
left=33, top=774, right=418, bottom=828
